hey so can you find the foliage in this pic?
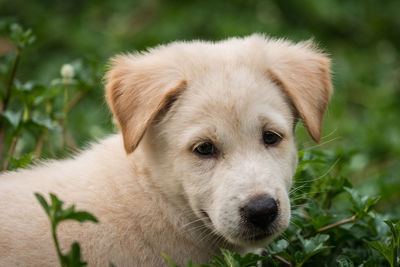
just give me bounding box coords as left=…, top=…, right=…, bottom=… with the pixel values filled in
left=367, top=220, right=400, bottom=267
left=163, top=249, right=266, bottom=267
left=1, top=0, right=399, bottom=266
left=0, top=22, right=103, bottom=171
left=35, top=192, right=98, bottom=267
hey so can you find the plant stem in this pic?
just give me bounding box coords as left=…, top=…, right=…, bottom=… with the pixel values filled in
left=65, top=131, right=78, bottom=152
left=34, top=130, right=47, bottom=161
left=0, top=130, right=5, bottom=166
left=274, top=255, right=292, bottom=267
left=62, top=84, right=68, bottom=150
left=315, top=215, right=357, bottom=234
left=262, top=248, right=292, bottom=266
left=67, top=90, right=86, bottom=112
left=294, top=215, right=358, bottom=241
left=48, top=139, right=56, bottom=158
left=3, top=134, right=20, bottom=170
left=0, top=48, right=21, bottom=164
left=3, top=48, right=21, bottom=112
left=51, top=223, right=65, bottom=267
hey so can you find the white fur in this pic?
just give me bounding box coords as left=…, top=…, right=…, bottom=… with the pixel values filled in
left=0, top=34, right=332, bottom=266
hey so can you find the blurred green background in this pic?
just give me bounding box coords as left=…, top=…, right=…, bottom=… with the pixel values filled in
left=1, top=0, right=399, bottom=216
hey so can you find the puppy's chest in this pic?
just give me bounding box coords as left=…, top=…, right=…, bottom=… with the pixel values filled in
left=108, top=225, right=217, bottom=266
left=98, top=197, right=217, bottom=265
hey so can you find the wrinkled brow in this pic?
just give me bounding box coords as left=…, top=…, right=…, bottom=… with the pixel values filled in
left=257, top=113, right=292, bottom=136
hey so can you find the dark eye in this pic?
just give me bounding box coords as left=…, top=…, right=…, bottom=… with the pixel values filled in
left=263, top=131, right=282, bottom=146
left=194, top=142, right=216, bottom=157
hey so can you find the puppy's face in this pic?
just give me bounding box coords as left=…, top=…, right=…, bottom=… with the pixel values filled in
left=106, top=35, right=332, bottom=247
left=148, top=69, right=297, bottom=245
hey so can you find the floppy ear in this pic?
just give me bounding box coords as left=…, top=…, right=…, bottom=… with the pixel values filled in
left=267, top=41, right=333, bottom=143
left=105, top=54, right=186, bottom=153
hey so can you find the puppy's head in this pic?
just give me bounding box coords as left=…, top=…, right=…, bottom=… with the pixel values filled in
left=106, top=35, right=332, bottom=247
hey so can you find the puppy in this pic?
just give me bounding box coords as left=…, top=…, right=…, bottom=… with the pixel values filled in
left=0, top=34, right=332, bottom=266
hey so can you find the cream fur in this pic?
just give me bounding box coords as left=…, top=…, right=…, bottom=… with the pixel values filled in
left=0, top=34, right=332, bottom=266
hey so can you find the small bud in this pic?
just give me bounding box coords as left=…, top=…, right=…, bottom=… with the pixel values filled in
left=60, top=64, right=74, bottom=83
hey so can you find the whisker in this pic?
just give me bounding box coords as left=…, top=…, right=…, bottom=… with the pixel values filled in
left=299, top=130, right=340, bottom=151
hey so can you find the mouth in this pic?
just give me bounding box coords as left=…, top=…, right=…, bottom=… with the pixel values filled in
left=223, top=228, right=278, bottom=246
left=200, top=209, right=212, bottom=224
left=198, top=209, right=277, bottom=244
left=240, top=227, right=277, bottom=242
left=244, top=232, right=270, bottom=241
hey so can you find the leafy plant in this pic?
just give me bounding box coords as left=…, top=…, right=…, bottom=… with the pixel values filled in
left=0, top=21, right=100, bottom=170
left=163, top=249, right=265, bottom=267
left=367, top=220, right=400, bottom=267
left=35, top=193, right=98, bottom=267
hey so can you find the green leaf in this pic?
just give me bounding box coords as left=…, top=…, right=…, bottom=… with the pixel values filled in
left=210, top=254, right=227, bottom=267
left=307, top=200, right=334, bottom=229
left=1, top=109, right=22, bottom=128
left=62, top=211, right=99, bottom=223
left=385, top=220, right=400, bottom=246
left=9, top=23, right=23, bottom=43
left=267, top=239, right=289, bottom=254
left=344, top=187, right=363, bottom=213
left=162, top=253, right=182, bottom=267
left=295, top=234, right=333, bottom=266
left=344, top=187, right=380, bottom=218
left=55, top=203, right=98, bottom=223
left=63, top=242, right=87, bottom=267
left=336, top=255, right=354, bottom=267
left=301, top=234, right=330, bottom=254
left=50, top=193, right=63, bottom=213
left=364, top=196, right=380, bottom=213
left=34, top=193, right=99, bottom=267
left=234, top=253, right=265, bottom=267
left=8, top=152, right=35, bottom=170
left=218, top=249, right=240, bottom=267
left=13, top=81, right=48, bottom=106
left=9, top=23, right=35, bottom=50
left=367, top=241, right=393, bottom=266
left=34, top=193, right=50, bottom=216
left=209, top=249, right=264, bottom=267
left=14, top=80, right=34, bottom=92
left=310, top=214, right=334, bottom=229
left=31, top=113, right=60, bottom=131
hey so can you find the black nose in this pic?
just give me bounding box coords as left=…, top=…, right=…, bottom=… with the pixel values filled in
left=240, top=195, right=278, bottom=229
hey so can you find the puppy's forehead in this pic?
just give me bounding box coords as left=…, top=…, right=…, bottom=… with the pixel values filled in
left=170, top=65, right=294, bottom=139
left=170, top=40, right=294, bottom=126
